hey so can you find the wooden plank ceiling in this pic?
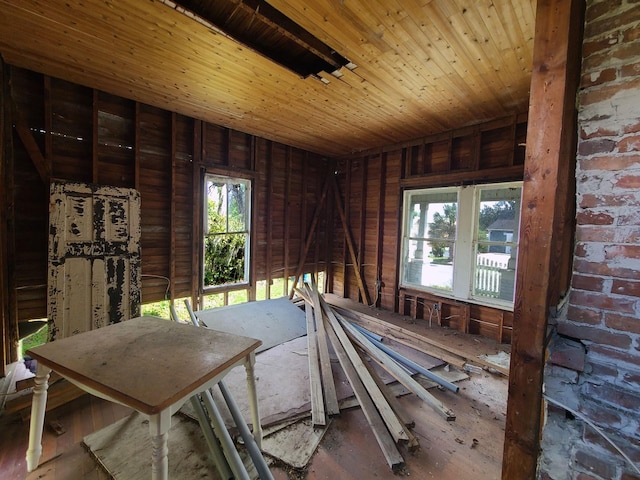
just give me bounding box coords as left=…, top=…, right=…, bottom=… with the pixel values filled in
left=0, top=0, right=535, bottom=156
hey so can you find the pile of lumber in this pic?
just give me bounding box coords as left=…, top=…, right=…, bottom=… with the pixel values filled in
left=297, top=283, right=459, bottom=472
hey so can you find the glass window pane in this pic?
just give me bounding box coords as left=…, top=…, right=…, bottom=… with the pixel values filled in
left=227, top=183, right=246, bottom=232
left=404, top=190, right=457, bottom=292
left=206, top=180, right=227, bottom=234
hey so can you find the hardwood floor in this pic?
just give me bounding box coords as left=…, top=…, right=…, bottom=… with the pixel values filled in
left=0, top=302, right=508, bottom=480
left=0, top=394, right=132, bottom=480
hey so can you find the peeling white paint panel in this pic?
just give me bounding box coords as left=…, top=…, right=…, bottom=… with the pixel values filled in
left=48, top=182, right=141, bottom=341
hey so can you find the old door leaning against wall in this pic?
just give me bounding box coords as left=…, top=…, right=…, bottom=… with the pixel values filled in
left=48, top=182, right=141, bottom=340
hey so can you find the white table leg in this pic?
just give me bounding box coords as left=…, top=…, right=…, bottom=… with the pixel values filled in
left=26, top=363, right=52, bottom=472
left=244, top=351, right=262, bottom=449
left=149, top=409, right=172, bottom=480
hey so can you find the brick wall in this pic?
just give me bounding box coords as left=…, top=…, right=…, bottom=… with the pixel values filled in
left=539, top=1, right=640, bottom=479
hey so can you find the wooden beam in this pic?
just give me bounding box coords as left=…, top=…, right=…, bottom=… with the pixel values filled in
left=304, top=298, right=325, bottom=426
left=308, top=282, right=340, bottom=416
left=322, top=307, right=405, bottom=472
left=502, top=0, right=584, bottom=478
left=375, top=149, right=385, bottom=308
left=330, top=175, right=371, bottom=305
left=288, top=171, right=330, bottom=298
left=92, top=89, right=98, bottom=184
left=12, top=104, right=50, bottom=184
left=191, top=119, right=203, bottom=308
left=266, top=142, right=273, bottom=299
left=170, top=112, right=177, bottom=302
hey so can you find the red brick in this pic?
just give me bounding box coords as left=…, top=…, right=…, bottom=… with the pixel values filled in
left=586, top=0, right=623, bottom=24
left=605, top=312, right=640, bottom=334
left=583, top=426, right=640, bottom=463
left=616, top=175, right=640, bottom=188
left=580, top=404, right=623, bottom=429
left=575, top=243, right=588, bottom=257
left=588, top=360, right=619, bottom=379
left=611, top=279, right=640, bottom=297
left=568, top=305, right=603, bottom=325
left=619, top=134, right=640, bottom=153
left=581, top=67, right=617, bottom=88
left=558, top=322, right=632, bottom=348
left=584, top=382, right=640, bottom=412
left=570, top=290, right=636, bottom=314
left=549, top=337, right=586, bottom=371
left=573, top=258, right=640, bottom=280
left=576, top=226, right=617, bottom=242
left=621, top=60, right=640, bottom=78
left=585, top=8, right=640, bottom=40
left=605, top=244, right=640, bottom=260
left=576, top=210, right=615, bottom=225
left=576, top=473, right=599, bottom=480
left=580, top=124, right=619, bottom=139
left=589, top=344, right=640, bottom=368
left=577, top=138, right=617, bottom=155
left=574, top=448, right=619, bottom=479
left=580, top=78, right=640, bottom=107
left=623, top=371, right=640, bottom=385
left=579, top=154, right=640, bottom=171
left=580, top=193, right=640, bottom=208
left=572, top=274, right=605, bottom=292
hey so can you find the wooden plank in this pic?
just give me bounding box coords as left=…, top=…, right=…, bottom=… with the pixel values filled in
left=191, top=120, right=202, bottom=308
left=319, top=295, right=408, bottom=444
left=502, top=1, right=584, bottom=478
left=304, top=300, right=326, bottom=427
left=266, top=141, right=273, bottom=299
left=322, top=309, right=405, bottom=472
left=12, top=105, right=50, bottom=184
left=307, top=283, right=340, bottom=416
left=283, top=146, right=291, bottom=295
left=338, top=311, right=455, bottom=421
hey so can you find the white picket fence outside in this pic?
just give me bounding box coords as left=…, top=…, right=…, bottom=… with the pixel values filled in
left=474, top=255, right=508, bottom=298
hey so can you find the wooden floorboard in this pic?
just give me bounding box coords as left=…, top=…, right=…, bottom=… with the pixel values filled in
left=0, top=300, right=507, bottom=480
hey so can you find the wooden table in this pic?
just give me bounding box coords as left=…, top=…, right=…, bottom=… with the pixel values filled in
left=25, top=316, right=262, bottom=480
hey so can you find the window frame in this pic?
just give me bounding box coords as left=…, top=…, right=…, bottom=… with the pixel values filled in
left=400, top=181, right=522, bottom=310
left=202, top=173, right=252, bottom=293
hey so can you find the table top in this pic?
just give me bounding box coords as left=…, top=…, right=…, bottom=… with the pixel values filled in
left=27, top=316, right=261, bottom=414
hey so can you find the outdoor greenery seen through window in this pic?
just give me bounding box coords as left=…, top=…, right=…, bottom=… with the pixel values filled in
left=204, top=175, right=251, bottom=289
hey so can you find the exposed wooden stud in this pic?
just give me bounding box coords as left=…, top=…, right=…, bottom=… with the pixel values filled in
left=266, top=142, right=273, bottom=299
left=169, top=112, right=177, bottom=302
left=357, top=156, right=367, bottom=304
left=288, top=171, right=330, bottom=298
left=0, top=58, right=11, bottom=371
left=191, top=119, right=203, bottom=309
left=503, top=0, right=584, bottom=478
left=330, top=175, right=370, bottom=306
left=92, top=89, right=98, bottom=184
left=43, top=76, right=52, bottom=172
left=11, top=104, right=50, bottom=184
left=283, top=146, right=291, bottom=295
left=375, top=149, right=385, bottom=309
left=134, top=102, right=140, bottom=190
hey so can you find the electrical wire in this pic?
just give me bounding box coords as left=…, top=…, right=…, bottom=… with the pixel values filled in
left=141, top=274, right=171, bottom=300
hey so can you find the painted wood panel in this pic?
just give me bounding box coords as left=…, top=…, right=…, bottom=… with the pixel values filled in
left=48, top=182, right=141, bottom=340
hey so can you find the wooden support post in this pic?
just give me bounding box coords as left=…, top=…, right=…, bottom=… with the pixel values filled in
left=92, top=90, right=99, bottom=184
left=169, top=112, right=177, bottom=302
left=288, top=172, right=331, bottom=298
left=502, top=0, right=584, bottom=478
left=191, top=120, right=203, bottom=309
left=330, top=175, right=371, bottom=305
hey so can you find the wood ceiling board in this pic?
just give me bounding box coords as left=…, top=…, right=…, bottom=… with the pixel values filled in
left=0, top=0, right=535, bottom=156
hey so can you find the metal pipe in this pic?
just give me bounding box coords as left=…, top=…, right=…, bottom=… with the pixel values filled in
left=218, top=381, right=274, bottom=480
left=201, top=389, right=251, bottom=480
left=190, top=395, right=233, bottom=480
left=350, top=322, right=459, bottom=393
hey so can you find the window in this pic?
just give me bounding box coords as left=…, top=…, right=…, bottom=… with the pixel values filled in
left=203, top=174, right=251, bottom=290
left=401, top=182, right=522, bottom=309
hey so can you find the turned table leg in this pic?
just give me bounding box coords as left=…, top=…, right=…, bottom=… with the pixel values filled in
left=244, top=351, right=262, bottom=449
left=26, top=363, right=52, bottom=472
left=149, top=409, right=172, bottom=480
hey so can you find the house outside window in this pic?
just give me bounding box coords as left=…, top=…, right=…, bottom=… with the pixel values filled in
left=400, top=181, right=522, bottom=309
left=203, top=174, right=251, bottom=290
